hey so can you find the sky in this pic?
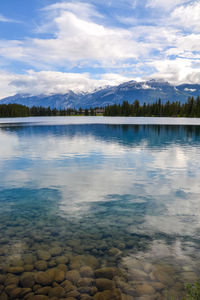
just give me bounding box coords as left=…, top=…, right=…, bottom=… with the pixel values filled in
left=0, top=0, right=200, bottom=99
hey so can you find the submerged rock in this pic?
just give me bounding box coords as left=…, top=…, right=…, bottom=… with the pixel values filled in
left=48, top=286, right=65, bottom=297
left=70, top=255, right=99, bottom=269
left=50, top=247, right=62, bottom=256
left=108, top=248, right=121, bottom=257
left=66, top=270, right=80, bottom=284
left=20, top=273, right=35, bottom=288
left=95, top=267, right=117, bottom=280
left=77, top=278, right=94, bottom=287
left=94, top=289, right=121, bottom=300
left=61, top=280, right=76, bottom=292
left=4, top=275, right=19, bottom=286
left=35, top=272, right=52, bottom=286
left=7, top=266, right=24, bottom=274
left=36, top=250, right=51, bottom=261
left=26, top=296, right=49, bottom=300
left=80, top=266, right=94, bottom=278
left=96, top=278, right=115, bottom=291
left=135, top=284, right=155, bottom=295
left=35, top=286, right=51, bottom=295
left=35, top=261, right=47, bottom=271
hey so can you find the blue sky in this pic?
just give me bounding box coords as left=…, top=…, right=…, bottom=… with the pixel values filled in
left=0, top=0, right=200, bottom=98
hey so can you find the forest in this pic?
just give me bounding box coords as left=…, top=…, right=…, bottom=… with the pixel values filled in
left=104, top=96, right=200, bottom=117
left=0, top=96, right=200, bottom=118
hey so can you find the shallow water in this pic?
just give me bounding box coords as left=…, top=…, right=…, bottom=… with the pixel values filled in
left=0, top=118, right=200, bottom=300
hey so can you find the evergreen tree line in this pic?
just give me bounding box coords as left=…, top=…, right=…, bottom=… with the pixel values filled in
left=0, top=104, right=100, bottom=118
left=1, top=96, right=200, bottom=118
left=104, top=96, right=200, bottom=117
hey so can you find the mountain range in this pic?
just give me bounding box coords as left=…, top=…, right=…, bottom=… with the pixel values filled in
left=1, top=80, right=200, bottom=109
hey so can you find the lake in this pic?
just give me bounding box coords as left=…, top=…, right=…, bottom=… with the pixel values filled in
left=0, top=117, right=200, bottom=300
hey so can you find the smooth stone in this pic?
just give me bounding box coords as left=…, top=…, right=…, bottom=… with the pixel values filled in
left=48, top=286, right=65, bottom=298
left=127, top=269, right=148, bottom=281
left=95, top=267, right=116, bottom=280
left=108, top=248, right=121, bottom=257
left=57, top=264, right=68, bottom=272
left=35, top=287, right=51, bottom=295
left=70, top=255, right=99, bottom=269
left=35, top=272, right=52, bottom=286
left=96, top=278, right=115, bottom=291
left=135, top=284, right=155, bottom=295
left=5, top=284, right=18, bottom=294
left=151, top=282, right=165, bottom=291
left=33, top=284, right=41, bottom=291
left=20, top=288, right=32, bottom=297
left=4, top=276, right=19, bottom=286
left=24, top=264, right=34, bottom=272
left=143, top=263, right=153, bottom=274
left=61, top=280, right=76, bottom=292
left=9, top=259, right=24, bottom=267
left=26, top=296, right=48, bottom=300
left=50, top=247, right=62, bottom=256
left=78, top=287, right=93, bottom=294
left=0, top=292, right=8, bottom=300
left=54, top=269, right=65, bottom=283
left=114, top=278, right=134, bottom=295
left=23, top=254, right=35, bottom=265
left=8, top=287, right=22, bottom=298
left=118, top=243, right=126, bottom=250
left=45, top=268, right=65, bottom=283
left=0, top=275, right=6, bottom=284
left=37, top=250, right=51, bottom=261
left=80, top=294, right=93, bottom=300
left=20, top=273, right=35, bottom=288
left=35, top=261, right=47, bottom=271
left=24, top=292, right=35, bottom=299
left=56, top=256, right=69, bottom=264
left=66, top=270, right=80, bottom=284
left=181, top=272, right=198, bottom=282
left=80, top=266, right=94, bottom=278
left=137, top=296, right=157, bottom=300
left=48, top=260, right=57, bottom=267
left=94, top=289, right=121, bottom=300
left=153, top=269, right=174, bottom=286
left=66, top=290, right=80, bottom=298
left=77, top=278, right=93, bottom=287
left=8, top=266, right=24, bottom=274
left=121, top=294, right=134, bottom=300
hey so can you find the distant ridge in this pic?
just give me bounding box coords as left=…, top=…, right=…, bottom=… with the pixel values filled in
left=1, top=80, right=200, bottom=109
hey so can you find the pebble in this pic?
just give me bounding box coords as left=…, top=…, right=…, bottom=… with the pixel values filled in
left=135, top=284, right=155, bottom=295
left=95, top=267, right=116, bottom=280
left=80, top=266, right=94, bottom=278
left=20, top=273, right=35, bottom=288
left=37, top=251, right=51, bottom=261
left=66, top=270, right=80, bottom=284
left=96, top=278, right=115, bottom=291
left=35, top=272, right=52, bottom=286
left=48, top=286, right=65, bottom=297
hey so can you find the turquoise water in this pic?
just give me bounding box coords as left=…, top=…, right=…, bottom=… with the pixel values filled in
left=0, top=118, right=200, bottom=299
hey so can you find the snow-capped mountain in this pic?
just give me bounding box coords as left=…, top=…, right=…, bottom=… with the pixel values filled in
left=1, top=80, right=200, bottom=109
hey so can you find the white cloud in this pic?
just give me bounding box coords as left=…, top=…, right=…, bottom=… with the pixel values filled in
left=0, top=0, right=200, bottom=96
left=0, top=13, right=19, bottom=23
left=0, top=3, right=151, bottom=68
left=0, top=70, right=131, bottom=99
left=171, top=1, right=200, bottom=32
left=146, top=0, right=190, bottom=11
left=148, top=58, right=200, bottom=84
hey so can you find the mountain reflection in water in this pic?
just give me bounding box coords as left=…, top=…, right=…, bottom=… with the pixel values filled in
left=0, top=121, right=200, bottom=299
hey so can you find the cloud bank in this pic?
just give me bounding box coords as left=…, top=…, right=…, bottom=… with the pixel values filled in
left=0, top=0, right=200, bottom=98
